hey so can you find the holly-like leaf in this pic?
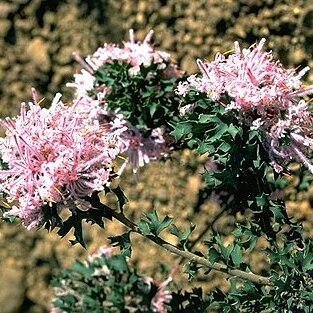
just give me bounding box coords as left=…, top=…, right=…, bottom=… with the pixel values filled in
left=141, top=211, right=173, bottom=236
left=171, top=121, right=195, bottom=141
left=231, top=244, right=242, bottom=267
left=109, top=230, right=132, bottom=257
left=138, top=220, right=151, bottom=235
left=111, top=186, right=128, bottom=212
left=170, top=224, right=196, bottom=249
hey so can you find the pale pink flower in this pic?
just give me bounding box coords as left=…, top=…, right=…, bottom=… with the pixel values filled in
left=151, top=277, right=172, bottom=313
left=0, top=92, right=124, bottom=228
left=66, top=69, right=95, bottom=98
left=179, top=39, right=313, bottom=173
left=176, top=81, right=190, bottom=97
left=122, top=126, right=169, bottom=174
left=88, top=245, right=114, bottom=262
left=265, top=100, right=313, bottom=173
left=66, top=30, right=179, bottom=175
left=67, top=29, right=179, bottom=97
left=72, top=96, right=170, bottom=175
left=77, top=29, right=171, bottom=78
left=188, top=39, right=313, bottom=111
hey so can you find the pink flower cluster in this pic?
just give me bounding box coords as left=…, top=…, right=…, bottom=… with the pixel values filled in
left=87, top=245, right=113, bottom=263
left=67, top=30, right=174, bottom=174
left=0, top=91, right=125, bottom=228
left=85, top=29, right=170, bottom=75
left=87, top=246, right=173, bottom=313
left=150, top=276, right=172, bottom=313
left=66, top=29, right=175, bottom=97
left=74, top=96, right=170, bottom=175
left=178, top=39, right=313, bottom=173
left=178, top=39, right=313, bottom=107
left=122, top=125, right=169, bottom=174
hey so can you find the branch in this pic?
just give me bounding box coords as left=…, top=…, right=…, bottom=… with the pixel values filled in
left=92, top=198, right=272, bottom=286
left=188, top=206, right=228, bottom=250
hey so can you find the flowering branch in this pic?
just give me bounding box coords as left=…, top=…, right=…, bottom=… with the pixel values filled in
left=187, top=206, right=228, bottom=250
left=3, top=30, right=313, bottom=311
left=89, top=194, right=271, bottom=286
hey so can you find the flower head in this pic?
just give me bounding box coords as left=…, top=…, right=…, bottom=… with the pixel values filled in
left=122, top=126, right=169, bottom=174
left=179, top=39, right=313, bottom=173
left=151, top=277, right=172, bottom=313
left=88, top=245, right=114, bottom=262
left=68, top=29, right=171, bottom=81
left=66, top=30, right=177, bottom=175
left=0, top=92, right=124, bottom=228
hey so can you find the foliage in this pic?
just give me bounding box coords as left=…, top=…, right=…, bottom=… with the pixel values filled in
left=1, top=31, right=313, bottom=313
left=51, top=247, right=166, bottom=312
left=51, top=246, right=209, bottom=313
left=93, top=60, right=183, bottom=133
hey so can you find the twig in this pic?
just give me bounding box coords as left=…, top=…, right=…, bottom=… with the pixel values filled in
left=97, top=202, right=272, bottom=286
left=188, top=206, right=228, bottom=250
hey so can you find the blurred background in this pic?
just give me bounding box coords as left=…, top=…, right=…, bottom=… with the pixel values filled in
left=1, top=1, right=313, bottom=312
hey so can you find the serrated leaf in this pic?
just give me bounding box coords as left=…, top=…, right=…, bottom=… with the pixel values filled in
left=72, top=217, right=86, bottom=248
left=256, top=196, right=266, bottom=207
left=280, top=255, right=295, bottom=268
left=143, top=211, right=173, bottom=236
left=111, top=186, right=128, bottom=212
left=109, top=231, right=132, bottom=257
left=208, top=248, right=220, bottom=263
left=138, top=220, right=151, bottom=235
left=219, top=142, right=231, bottom=153
left=197, top=142, right=211, bottom=154
left=198, top=114, right=212, bottom=123
left=170, top=121, right=195, bottom=141
left=228, top=124, right=240, bottom=139
left=231, top=244, right=242, bottom=267
left=223, top=244, right=234, bottom=263
left=149, top=102, right=158, bottom=117
left=170, top=224, right=195, bottom=249
left=303, top=253, right=313, bottom=270
left=269, top=204, right=285, bottom=223
left=184, top=260, right=201, bottom=280
left=58, top=216, right=76, bottom=238
left=156, top=215, right=173, bottom=235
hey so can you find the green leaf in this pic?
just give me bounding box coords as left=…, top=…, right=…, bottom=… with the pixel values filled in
left=197, top=142, right=215, bottom=154
left=142, top=211, right=173, bottom=236
left=227, top=124, right=240, bottom=139
left=57, top=214, right=86, bottom=248
left=208, top=248, right=220, bottom=263
left=222, top=244, right=234, bottom=264
left=149, top=102, right=158, bottom=117
left=269, top=203, right=286, bottom=223
left=219, top=142, right=231, bottom=153
left=111, top=186, right=128, bottom=212
left=157, top=215, right=174, bottom=235
left=256, top=195, right=266, bottom=207
left=184, top=260, right=201, bottom=280
left=72, top=261, right=93, bottom=276
left=303, top=253, right=313, bottom=270
left=170, top=224, right=196, bottom=249
left=198, top=114, right=212, bottom=123
left=138, top=220, right=151, bottom=235
left=70, top=216, right=86, bottom=248
left=170, top=121, right=195, bottom=141
left=280, top=255, right=295, bottom=268
left=109, top=231, right=132, bottom=257
left=231, top=244, right=242, bottom=267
